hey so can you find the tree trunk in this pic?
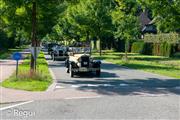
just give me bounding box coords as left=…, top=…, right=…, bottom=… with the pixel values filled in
left=124, top=40, right=129, bottom=61
left=30, top=1, right=37, bottom=74
left=98, top=36, right=102, bottom=56
left=86, top=31, right=92, bottom=55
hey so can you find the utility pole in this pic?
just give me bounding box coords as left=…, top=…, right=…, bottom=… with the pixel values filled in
left=30, top=1, right=37, bottom=74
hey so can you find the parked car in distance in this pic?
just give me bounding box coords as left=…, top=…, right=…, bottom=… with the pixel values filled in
left=47, top=43, right=59, bottom=55
left=65, top=47, right=101, bottom=77
left=51, top=45, right=68, bottom=61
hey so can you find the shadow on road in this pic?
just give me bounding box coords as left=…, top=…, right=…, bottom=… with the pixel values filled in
left=58, top=78, right=180, bottom=96
left=65, top=71, right=119, bottom=78
left=101, top=63, right=127, bottom=70
left=49, top=62, right=65, bottom=68
left=47, top=58, right=180, bottom=96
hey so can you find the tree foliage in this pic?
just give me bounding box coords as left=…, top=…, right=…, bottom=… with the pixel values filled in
left=1, top=0, right=179, bottom=53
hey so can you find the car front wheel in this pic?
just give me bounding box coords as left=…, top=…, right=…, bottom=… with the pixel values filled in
left=96, top=69, right=101, bottom=77
left=70, top=65, right=74, bottom=77
left=53, top=54, right=56, bottom=61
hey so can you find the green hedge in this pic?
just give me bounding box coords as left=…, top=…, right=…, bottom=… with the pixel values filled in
left=131, top=41, right=175, bottom=57
left=144, top=33, right=180, bottom=44
left=131, top=41, right=145, bottom=53
left=153, top=42, right=174, bottom=57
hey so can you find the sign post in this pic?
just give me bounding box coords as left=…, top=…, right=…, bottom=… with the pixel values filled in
left=31, top=47, right=41, bottom=71
left=13, top=52, right=22, bottom=78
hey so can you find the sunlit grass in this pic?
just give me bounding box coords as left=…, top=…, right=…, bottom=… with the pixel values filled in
left=93, top=51, right=180, bottom=79
left=1, top=52, right=52, bottom=91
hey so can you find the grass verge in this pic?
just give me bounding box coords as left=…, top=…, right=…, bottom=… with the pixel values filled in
left=93, top=51, right=180, bottom=79
left=1, top=52, right=52, bottom=91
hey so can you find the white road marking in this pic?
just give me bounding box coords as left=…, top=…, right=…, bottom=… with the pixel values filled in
left=64, top=96, right=101, bottom=100
left=174, top=86, right=180, bottom=89
left=0, top=101, right=34, bottom=111
left=71, top=85, right=79, bottom=88
left=87, top=84, right=99, bottom=87
left=56, top=83, right=131, bottom=89
left=55, top=86, right=65, bottom=89
left=103, top=84, right=113, bottom=87
left=119, top=83, right=129, bottom=86
left=46, top=59, right=57, bottom=91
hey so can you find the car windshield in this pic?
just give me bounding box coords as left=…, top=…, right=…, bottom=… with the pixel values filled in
left=56, top=46, right=66, bottom=50
left=71, top=47, right=90, bottom=54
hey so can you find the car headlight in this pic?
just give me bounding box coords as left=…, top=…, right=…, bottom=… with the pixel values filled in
left=90, top=58, right=93, bottom=62
left=78, top=58, right=81, bottom=62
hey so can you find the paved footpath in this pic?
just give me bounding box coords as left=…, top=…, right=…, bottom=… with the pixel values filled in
left=0, top=60, right=23, bottom=82
left=0, top=50, right=30, bottom=103
left=0, top=50, right=30, bottom=82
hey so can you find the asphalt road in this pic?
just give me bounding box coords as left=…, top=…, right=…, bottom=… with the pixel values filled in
left=1, top=54, right=180, bottom=120
left=1, top=96, right=179, bottom=120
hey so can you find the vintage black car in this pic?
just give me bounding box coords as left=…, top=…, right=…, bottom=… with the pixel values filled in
left=65, top=47, right=101, bottom=77
left=51, top=46, right=68, bottom=61
left=47, top=43, right=59, bottom=55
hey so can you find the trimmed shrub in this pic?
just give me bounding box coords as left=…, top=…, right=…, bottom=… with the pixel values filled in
left=91, top=41, right=95, bottom=50
left=96, top=39, right=100, bottom=50
left=142, top=43, right=153, bottom=55
left=131, top=41, right=175, bottom=57
left=153, top=42, right=174, bottom=57
left=144, top=33, right=180, bottom=44
left=131, top=41, right=144, bottom=53
left=173, top=52, right=180, bottom=58
left=143, top=33, right=179, bottom=57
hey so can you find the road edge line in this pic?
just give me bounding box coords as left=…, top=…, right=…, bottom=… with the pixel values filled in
left=64, top=96, right=101, bottom=100
left=46, top=62, right=57, bottom=92
left=0, top=101, right=34, bottom=111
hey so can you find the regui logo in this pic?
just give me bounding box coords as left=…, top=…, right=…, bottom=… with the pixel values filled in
left=8, top=108, right=36, bottom=118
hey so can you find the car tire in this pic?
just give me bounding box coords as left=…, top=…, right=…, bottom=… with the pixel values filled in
left=67, top=64, right=70, bottom=73
left=96, top=69, right=101, bottom=77
left=67, top=68, right=70, bottom=73
left=53, top=54, right=56, bottom=61
left=70, top=65, right=74, bottom=77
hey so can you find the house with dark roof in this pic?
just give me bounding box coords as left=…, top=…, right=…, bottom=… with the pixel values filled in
left=139, top=10, right=157, bottom=37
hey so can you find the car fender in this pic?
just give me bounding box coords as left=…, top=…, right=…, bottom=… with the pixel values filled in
left=70, top=61, right=77, bottom=68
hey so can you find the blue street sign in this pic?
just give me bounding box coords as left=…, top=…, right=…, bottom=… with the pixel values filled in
left=13, top=52, right=22, bottom=61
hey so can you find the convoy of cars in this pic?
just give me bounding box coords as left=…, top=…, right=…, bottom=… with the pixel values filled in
left=42, top=42, right=101, bottom=77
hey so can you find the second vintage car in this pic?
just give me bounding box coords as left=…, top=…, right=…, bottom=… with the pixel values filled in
left=51, top=45, right=68, bottom=61
left=65, top=47, right=101, bottom=77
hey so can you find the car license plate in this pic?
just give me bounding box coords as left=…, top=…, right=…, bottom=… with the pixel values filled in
left=80, top=68, right=88, bottom=72
left=83, top=62, right=88, bottom=65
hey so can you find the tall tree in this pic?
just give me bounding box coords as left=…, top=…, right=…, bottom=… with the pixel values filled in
left=1, top=0, right=67, bottom=73
left=112, top=0, right=140, bottom=60
left=67, top=0, right=114, bottom=55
